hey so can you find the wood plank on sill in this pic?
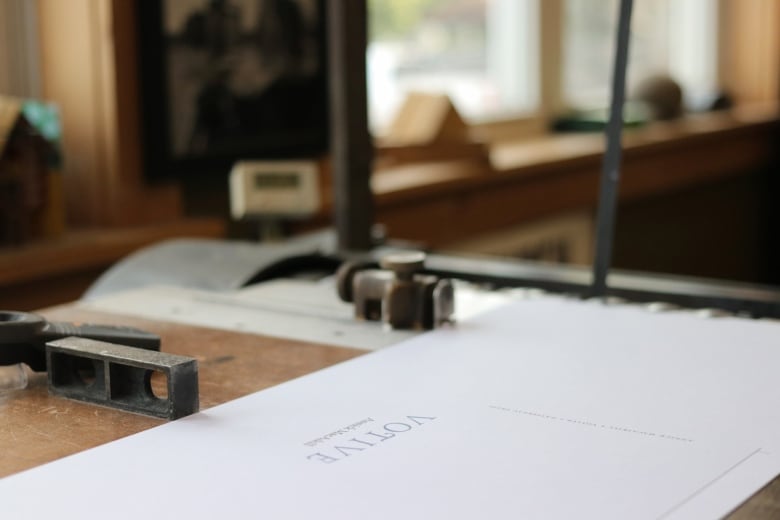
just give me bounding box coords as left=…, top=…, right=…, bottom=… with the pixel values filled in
left=490, top=103, right=779, bottom=175
left=300, top=106, right=779, bottom=239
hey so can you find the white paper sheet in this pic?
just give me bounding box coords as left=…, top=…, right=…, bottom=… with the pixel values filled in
left=4, top=299, right=780, bottom=519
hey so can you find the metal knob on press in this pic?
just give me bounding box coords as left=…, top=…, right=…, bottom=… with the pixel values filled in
left=336, top=251, right=454, bottom=330
left=380, top=251, right=426, bottom=281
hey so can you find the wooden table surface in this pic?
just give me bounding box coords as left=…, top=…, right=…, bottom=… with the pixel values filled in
left=0, top=306, right=362, bottom=477
left=1, top=304, right=778, bottom=518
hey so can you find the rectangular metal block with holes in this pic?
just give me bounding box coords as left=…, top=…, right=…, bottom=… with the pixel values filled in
left=46, top=337, right=199, bottom=419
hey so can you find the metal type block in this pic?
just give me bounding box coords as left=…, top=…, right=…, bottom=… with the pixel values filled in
left=46, top=337, right=199, bottom=420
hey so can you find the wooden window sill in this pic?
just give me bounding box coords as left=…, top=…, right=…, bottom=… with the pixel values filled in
left=307, top=104, right=779, bottom=247
left=371, top=103, right=778, bottom=201
left=0, top=218, right=225, bottom=310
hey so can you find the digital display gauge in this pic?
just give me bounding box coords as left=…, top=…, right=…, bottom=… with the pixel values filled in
left=229, top=161, right=320, bottom=219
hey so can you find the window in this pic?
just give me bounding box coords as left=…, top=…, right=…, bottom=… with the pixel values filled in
left=367, top=0, right=538, bottom=132
left=564, top=0, right=719, bottom=109
left=367, top=0, right=721, bottom=134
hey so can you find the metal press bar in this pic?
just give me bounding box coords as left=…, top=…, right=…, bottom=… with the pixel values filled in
left=327, top=0, right=375, bottom=251
left=591, top=0, right=634, bottom=297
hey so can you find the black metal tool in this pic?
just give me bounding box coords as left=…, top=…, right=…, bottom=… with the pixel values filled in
left=590, top=0, right=634, bottom=298
left=47, top=337, right=199, bottom=420
left=0, top=310, right=161, bottom=372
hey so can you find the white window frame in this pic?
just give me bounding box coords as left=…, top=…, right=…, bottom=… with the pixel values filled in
left=667, top=0, right=719, bottom=107
left=470, top=0, right=563, bottom=142
left=460, top=0, right=723, bottom=143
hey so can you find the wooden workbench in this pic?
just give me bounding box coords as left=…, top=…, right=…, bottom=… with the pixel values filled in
left=0, top=304, right=778, bottom=518
left=0, top=306, right=361, bottom=476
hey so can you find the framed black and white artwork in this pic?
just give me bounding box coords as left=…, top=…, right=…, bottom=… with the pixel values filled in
left=136, top=0, right=328, bottom=179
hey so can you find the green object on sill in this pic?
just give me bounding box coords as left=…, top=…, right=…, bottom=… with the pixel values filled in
left=552, top=102, right=649, bottom=133
left=22, top=100, right=63, bottom=169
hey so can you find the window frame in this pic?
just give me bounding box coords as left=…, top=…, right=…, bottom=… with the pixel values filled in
left=401, top=0, right=777, bottom=144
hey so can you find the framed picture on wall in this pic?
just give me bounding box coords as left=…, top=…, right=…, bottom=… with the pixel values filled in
left=136, top=0, right=328, bottom=180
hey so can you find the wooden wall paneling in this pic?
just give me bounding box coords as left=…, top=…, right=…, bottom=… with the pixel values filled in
left=0, top=0, right=41, bottom=97
left=106, top=0, right=183, bottom=225
left=614, top=174, right=768, bottom=282
left=720, top=0, right=780, bottom=105
left=36, top=0, right=182, bottom=228
left=37, top=0, right=100, bottom=225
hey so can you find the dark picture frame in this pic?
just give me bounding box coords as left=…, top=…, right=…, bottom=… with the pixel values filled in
left=136, top=0, right=328, bottom=180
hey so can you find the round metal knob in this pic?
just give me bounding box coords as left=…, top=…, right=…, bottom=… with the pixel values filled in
left=379, top=251, right=426, bottom=280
